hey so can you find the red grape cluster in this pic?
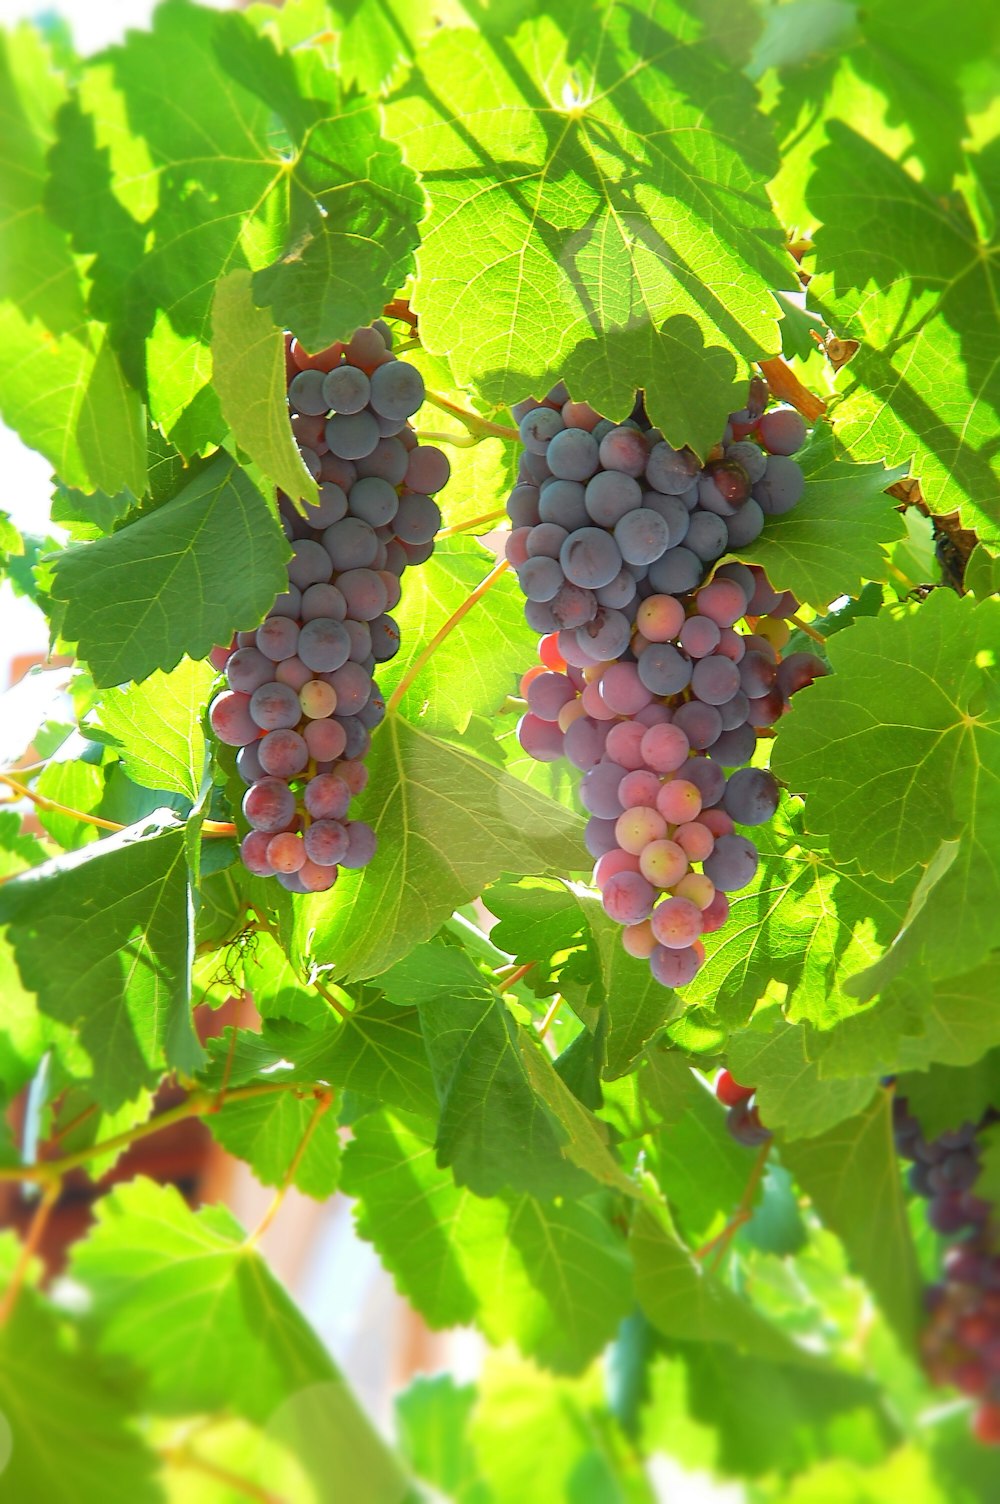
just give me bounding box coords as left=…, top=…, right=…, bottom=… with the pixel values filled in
left=715, top=1069, right=771, bottom=1146
left=893, top=1091, right=1000, bottom=1442
left=510, top=379, right=823, bottom=987
left=208, top=321, right=449, bottom=892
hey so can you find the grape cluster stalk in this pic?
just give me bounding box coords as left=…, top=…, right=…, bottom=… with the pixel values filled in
left=508, top=379, right=825, bottom=987
left=893, top=1091, right=1000, bottom=1443
left=208, top=321, right=449, bottom=892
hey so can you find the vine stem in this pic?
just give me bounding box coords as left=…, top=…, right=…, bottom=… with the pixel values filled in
left=160, top=1443, right=289, bottom=1504
left=789, top=614, right=827, bottom=645
left=386, top=558, right=511, bottom=713
left=0, top=773, right=236, bottom=840
left=537, top=993, right=563, bottom=1037
left=758, top=357, right=827, bottom=422
left=244, top=1091, right=334, bottom=1249
left=436, top=509, right=507, bottom=539
left=422, top=388, right=520, bottom=441
left=0, top=1179, right=60, bottom=1326
left=696, top=1139, right=770, bottom=1271
left=502, top=961, right=535, bottom=990
left=415, top=429, right=480, bottom=449
left=0, top=1081, right=297, bottom=1185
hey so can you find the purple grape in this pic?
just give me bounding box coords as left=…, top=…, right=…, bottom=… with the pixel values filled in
left=547, top=427, right=600, bottom=481
left=671, top=700, right=723, bottom=750
left=304, top=483, right=349, bottom=529
left=301, top=583, right=347, bottom=622
left=722, top=768, right=780, bottom=826
left=645, top=443, right=700, bottom=495
left=584, top=470, right=642, bottom=527
left=646, top=546, right=703, bottom=595
left=540, top=479, right=590, bottom=531
left=614, top=508, right=670, bottom=566
left=704, top=833, right=759, bottom=890
left=394, top=494, right=441, bottom=545
left=338, top=568, right=389, bottom=621
left=349, top=476, right=399, bottom=527
left=519, top=406, right=564, bottom=454
left=226, top=647, right=274, bottom=694
left=326, top=410, right=380, bottom=460
left=288, top=539, right=333, bottom=589
left=580, top=760, right=628, bottom=818
left=243, top=777, right=296, bottom=832
left=304, top=819, right=350, bottom=865
left=753, top=455, right=805, bottom=515
left=341, top=821, right=377, bottom=868
left=323, top=517, right=379, bottom=570
left=258, top=728, right=309, bottom=777
left=370, top=361, right=425, bottom=421
left=298, top=618, right=351, bottom=673
left=322, top=364, right=370, bottom=414
left=691, top=655, right=741, bottom=706
left=518, top=556, right=563, bottom=602
left=636, top=642, right=692, bottom=696
left=256, top=616, right=300, bottom=662
left=289, top=369, right=328, bottom=416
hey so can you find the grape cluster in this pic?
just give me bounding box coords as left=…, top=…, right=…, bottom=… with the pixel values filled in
left=715, top=1069, right=771, bottom=1147
left=509, top=380, right=823, bottom=987
left=208, top=321, right=449, bottom=893
left=893, top=1091, right=1000, bottom=1441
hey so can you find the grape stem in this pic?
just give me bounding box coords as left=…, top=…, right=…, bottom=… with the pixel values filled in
left=436, top=508, right=507, bottom=539
left=159, top=1442, right=288, bottom=1504
left=789, top=613, right=827, bottom=645
left=537, top=993, right=563, bottom=1037
left=243, top=1089, right=334, bottom=1249
left=422, top=388, right=520, bottom=441
left=385, top=557, right=511, bottom=713
left=0, top=772, right=236, bottom=840
left=248, top=904, right=352, bottom=1021
left=0, top=1179, right=60, bottom=1327
left=696, top=1139, right=770, bottom=1270
left=758, top=357, right=827, bottom=422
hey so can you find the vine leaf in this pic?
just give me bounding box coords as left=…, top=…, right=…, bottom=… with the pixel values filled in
left=728, top=1014, right=876, bottom=1140
left=99, top=655, right=214, bottom=802
left=385, top=1, right=792, bottom=451
left=52, top=452, right=289, bottom=687
left=207, top=1091, right=340, bottom=1199
left=0, top=812, right=199, bottom=1108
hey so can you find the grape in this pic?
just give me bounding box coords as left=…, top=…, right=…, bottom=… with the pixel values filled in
left=344, top=619, right=373, bottom=662
left=519, top=450, right=551, bottom=486
left=704, top=832, right=759, bottom=890
left=241, top=829, right=276, bottom=877
left=304, top=773, right=351, bottom=820
left=599, top=426, right=648, bottom=476
left=327, top=661, right=372, bottom=714
left=518, top=556, right=563, bottom=602
left=716, top=629, right=746, bottom=664
left=602, top=870, right=656, bottom=924
left=291, top=338, right=343, bottom=374
left=303, top=718, right=347, bottom=761
left=267, top=831, right=307, bottom=874
left=341, top=821, right=377, bottom=868
left=708, top=722, right=757, bottom=766
left=753, top=455, right=805, bottom=514
left=298, top=445, right=322, bottom=480
left=723, top=767, right=780, bottom=825
left=640, top=722, right=690, bottom=773
left=639, top=839, right=688, bottom=888
left=679, top=615, right=719, bottom=658
left=236, top=741, right=264, bottom=784
left=724, top=499, right=765, bottom=548
left=546, top=427, right=600, bottom=481
left=776, top=652, right=829, bottom=700
left=323, top=517, right=379, bottom=570
left=619, top=769, right=662, bottom=808
left=506, top=527, right=531, bottom=568
left=259, top=728, right=309, bottom=777
left=584, top=814, right=619, bottom=858
left=636, top=593, right=685, bottom=642
left=646, top=443, right=700, bottom=495
left=656, top=778, right=702, bottom=824
left=681, top=756, right=726, bottom=807
left=336, top=759, right=369, bottom=796
left=243, top=778, right=297, bottom=832
left=378, top=571, right=402, bottom=611
left=320, top=453, right=358, bottom=489
left=304, top=482, right=349, bottom=529
left=356, top=438, right=409, bottom=488
left=718, top=690, right=750, bottom=730
left=601, top=663, right=651, bottom=716
left=326, top=410, right=380, bottom=459
left=301, top=583, right=347, bottom=622
left=394, top=494, right=441, bottom=545
left=739, top=650, right=778, bottom=698
left=207, top=688, right=257, bottom=742
left=349, top=476, right=399, bottom=528
left=650, top=895, right=702, bottom=948
left=745, top=690, right=783, bottom=729
left=726, top=1100, right=771, bottom=1147
left=684, top=510, right=728, bottom=562
left=299, top=680, right=338, bottom=719
left=613, top=508, right=670, bottom=566
left=249, top=681, right=302, bottom=731
left=256, top=616, right=300, bottom=662
left=338, top=568, right=389, bottom=621
left=697, top=578, right=749, bottom=628
left=642, top=493, right=690, bottom=547
left=671, top=699, right=722, bottom=750
left=346, top=326, right=388, bottom=367
left=525, top=600, right=558, bottom=633
left=560, top=527, right=623, bottom=589
left=526, top=523, right=569, bottom=560
left=584, top=470, right=643, bottom=527
left=581, top=682, right=616, bottom=720
left=675, top=825, right=715, bottom=864
left=551, top=582, right=597, bottom=630
left=715, top=1070, right=755, bottom=1107
left=289, top=540, right=333, bottom=590
left=509, top=484, right=541, bottom=529
left=580, top=760, right=628, bottom=818
left=540, top=479, right=590, bottom=531
left=299, top=860, right=338, bottom=892
left=724, top=441, right=767, bottom=483
left=291, top=411, right=326, bottom=452
left=690, top=654, right=741, bottom=705
left=527, top=671, right=576, bottom=722
left=370, top=614, right=401, bottom=663
left=622, top=920, right=657, bottom=959
left=605, top=720, right=647, bottom=769
left=405, top=445, right=450, bottom=494
left=636, top=642, right=692, bottom=696
left=226, top=646, right=274, bottom=695
left=758, top=406, right=807, bottom=455
left=321, top=364, right=370, bottom=414
left=298, top=618, right=351, bottom=673
left=288, top=368, right=329, bottom=416
left=646, top=546, right=703, bottom=595
left=561, top=399, right=601, bottom=430
left=615, top=806, right=668, bottom=853
left=517, top=711, right=566, bottom=762
left=519, top=406, right=564, bottom=454
left=577, top=607, right=631, bottom=659
left=304, top=819, right=350, bottom=866
left=649, top=944, right=702, bottom=986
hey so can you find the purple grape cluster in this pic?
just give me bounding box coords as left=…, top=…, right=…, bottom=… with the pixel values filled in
left=893, top=1091, right=1000, bottom=1442
left=509, top=380, right=823, bottom=987
left=208, top=321, right=449, bottom=893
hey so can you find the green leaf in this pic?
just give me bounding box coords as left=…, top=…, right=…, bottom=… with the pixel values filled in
left=343, top=1108, right=632, bottom=1373
left=896, top=1053, right=1000, bottom=1139
left=0, top=1277, right=162, bottom=1504
left=385, top=2, right=792, bottom=451
left=808, top=126, right=1000, bottom=543
left=71, top=1177, right=414, bottom=1499
left=98, top=656, right=213, bottom=803
left=397, top=1376, right=492, bottom=1504
left=739, top=428, right=907, bottom=607
left=0, top=813, right=200, bottom=1107
left=52, top=452, right=288, bottom=687
left=781, top=1094, right=922, bottom=1350
left=207, top=1089, right=340, bottom=1199
left=647, top=1075, right=760, bottom=1247
left=290, top=713, right=585, bottom=982
left=773, top=591, right=1000, bottom=984
left=210, top=270, right=316, bottom=506
left=33, top=759, right=106, bottom=850
left=729, top=1015, right=876, bottom=1140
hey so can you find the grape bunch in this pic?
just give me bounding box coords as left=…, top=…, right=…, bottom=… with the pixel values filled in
left=508, top=379, right=823, bottom=987
left=208, top=321, right=449, bottom=893
left=892, top=1091, right=1000, bottom=1442
left=715, top=1069, right=771, bottom=1147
